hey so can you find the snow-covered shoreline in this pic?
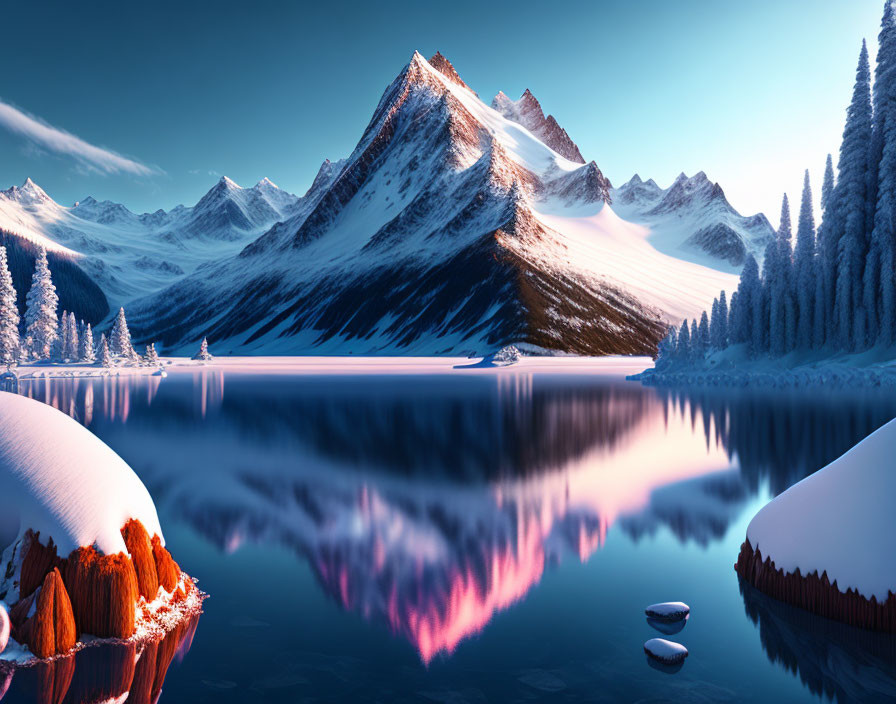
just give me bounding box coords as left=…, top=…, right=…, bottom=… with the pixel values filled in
left=12, top=354, right=654, bottom=378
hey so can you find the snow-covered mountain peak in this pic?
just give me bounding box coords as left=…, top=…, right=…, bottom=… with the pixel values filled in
left=427, top=51, right=471, bottom=91
left=4, top=178, right=52, bottom=206
left=490, top=88, right=585, bottom=164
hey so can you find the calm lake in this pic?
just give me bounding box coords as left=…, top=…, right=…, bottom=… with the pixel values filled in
left=4, top=363, right=896, bottom=703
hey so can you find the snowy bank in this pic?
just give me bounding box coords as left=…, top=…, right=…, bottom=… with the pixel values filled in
left=0, top=393, right=200, bottom=661
left=734, top=418, right=896, bottom=632
left=630, top=346, right=896, bottom=390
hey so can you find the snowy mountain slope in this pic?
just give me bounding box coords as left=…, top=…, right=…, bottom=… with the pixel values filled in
left=127, top=51, right=739, bottom=355
left=491, top=89, right=585, bottom=164
left=611, top=173, right=775, bottom=271
left=0, top=175, right=308, bottom=308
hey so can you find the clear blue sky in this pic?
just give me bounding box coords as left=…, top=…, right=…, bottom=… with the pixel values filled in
left=0, top=0, right=883, bottom=224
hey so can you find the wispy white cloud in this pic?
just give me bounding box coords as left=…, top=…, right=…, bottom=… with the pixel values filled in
left=0, top=99, right=161, bottom=176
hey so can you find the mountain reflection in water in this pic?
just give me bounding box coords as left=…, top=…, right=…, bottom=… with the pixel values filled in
left=15, top=371, right=896, bottom=676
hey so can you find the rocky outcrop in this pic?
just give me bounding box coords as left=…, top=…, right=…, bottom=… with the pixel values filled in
left=735, top=540, right=896, bottom=633
left=9, top=519, right=191, bottom=658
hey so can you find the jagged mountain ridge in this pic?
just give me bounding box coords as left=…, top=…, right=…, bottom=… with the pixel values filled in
left=127, top=51, right=738, bottom=355
left=0, top=175, right=311, bottom=308
left=611, top=172, right=775, bottom=270
left=492, top=89, right=585, bottom=164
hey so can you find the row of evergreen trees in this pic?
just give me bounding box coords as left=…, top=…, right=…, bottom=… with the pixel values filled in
left=660, top=3, right=896, bottom=366
left=0, top=245, right=160, bottom=367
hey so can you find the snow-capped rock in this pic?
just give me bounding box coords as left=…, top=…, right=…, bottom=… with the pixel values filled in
left=735, top=417, right=896, bottom=632
left=612, top=172, right=774, bottom=270
left=0, top=393, right=198, bottom=659
left=126, top=51, right=739, bottom=356
left=644, top=638, right=688, bottom=665
left=645, top=602, right=690, bottom=622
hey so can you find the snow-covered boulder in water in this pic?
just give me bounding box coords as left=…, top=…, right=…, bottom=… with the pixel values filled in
left=735, top=418, right=896, bottom=632
left=645, top=602, right=689, bottom=622
left=644, top=638, right=688, bottom=665
left=0, top=393, right=198, bottom=660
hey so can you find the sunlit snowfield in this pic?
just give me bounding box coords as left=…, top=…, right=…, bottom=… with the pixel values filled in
left=5, top=358, right=896, bottom=703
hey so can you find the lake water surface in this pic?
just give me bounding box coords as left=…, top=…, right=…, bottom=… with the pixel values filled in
left=4, top=364, right=896, bottom=703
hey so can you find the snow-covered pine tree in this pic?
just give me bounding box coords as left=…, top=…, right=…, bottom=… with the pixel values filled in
left=697, top=311, right=710, bottom=358
left=727, top=291, right=739, bottom=345
left=0, top=246, right=20, bottom=365
left=868, top=3, right=896, bottom=346
left=677, top=320, right=690, bottom=359
left=717, top=290, right=728, bottom=349
left=734, top=255, right=761, bottom=355
left=689, top=319, right=699, bottom=361
left=57, top=310, right=69, bottom=361
left=655, top=327, right=678, bottom=368
left=192, top=336, right=214, bottom=361
left=80, top=322, right=96, bottom=363
left=765, top=196, right=792, bottom=356
left=96, top=333, right=113, bottom=367
left=794, top=171, right=817, bottom=348
left=24, top=249, right=59, bottom=360
left=710, top=298, right=721, bottom=349
left=821, top=154, right=835, bottom=215
left=110, top=307, right=138, bottom=363
left=143, top=343, right=160, bottom=366
left=66, top=312, right=79, bottom=361
left=833, top=42, right=873, bottom=350
left=869, top=0, right=896, bottom=233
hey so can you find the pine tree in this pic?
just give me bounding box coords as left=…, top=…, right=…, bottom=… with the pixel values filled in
left=765, top=195, right=792, bottom=356
left=80, top=322, right=96, bottom=363
left=110, top=307, right=138, bottom=363
left=656, top=327, right=678, bottom=368
left=734, top=255, right=761, bottom=355
left=96, top=333, right=113, bottom=367
left=192, top=336, right=214, bottom=361
left=821, top=153, right=836, bottom=214
left=727, top=291, right=739, bottom=344
left=795, top=171, right=817, bottom=348
left=697, top=311, right=710, bottom=357
left=57, top=309, right=69, bottom=361
left=717, top=290, right=728, bottom=348
left=710, top=298, right=721, bottom=349
left=0, top=246, right=20, bottom=364
left=832, top=42, right=873, bottom=349
left=24, top=248, right=59, bottom=360
left=869, top=3, right=896, bottom=345
left=143, top=342, right=160, bottom=366
left=66, top=312, right=79, bottom=361
left=677, top=320, right=690, bottom=359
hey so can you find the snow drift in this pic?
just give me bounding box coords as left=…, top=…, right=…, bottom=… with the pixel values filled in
left=0, top=393, right=198, bottom=660
left=735, top=418, right=896, bottom=632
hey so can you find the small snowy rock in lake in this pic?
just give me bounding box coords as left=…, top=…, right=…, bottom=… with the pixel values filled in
left=0, top=602, right=9, bottom=654
left=645, top=602, right=689, bottom=622
left=644, top=638, right=688, bottom=665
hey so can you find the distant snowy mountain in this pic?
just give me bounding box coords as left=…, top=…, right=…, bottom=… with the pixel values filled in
left=611, top=173, right=774, bottom=270
left=124, top=52, right=742, bottom=356
left=0, top=176, right=304, bottom=308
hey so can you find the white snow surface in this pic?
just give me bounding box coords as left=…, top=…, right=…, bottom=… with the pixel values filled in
left=746, top=418, right=896, bottom=601
left=0, top=392, right=163, bottom=557
left=645, top=602, right=690, bottom=621
left=643, top=638, right=688, bottom=663
left=0, top=602, right=8, bottom=654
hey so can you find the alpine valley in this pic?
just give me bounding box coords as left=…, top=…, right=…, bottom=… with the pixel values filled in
left=0, top=52, right=774, bottom=356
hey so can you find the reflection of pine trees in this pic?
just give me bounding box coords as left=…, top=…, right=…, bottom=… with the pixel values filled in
left=659, top=388, right=896, bottom=494
left=740, top=581, right=896, bottom=702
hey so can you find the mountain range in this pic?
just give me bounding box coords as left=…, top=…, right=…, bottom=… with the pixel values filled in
left=0, top=52, right=774, bottom=355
